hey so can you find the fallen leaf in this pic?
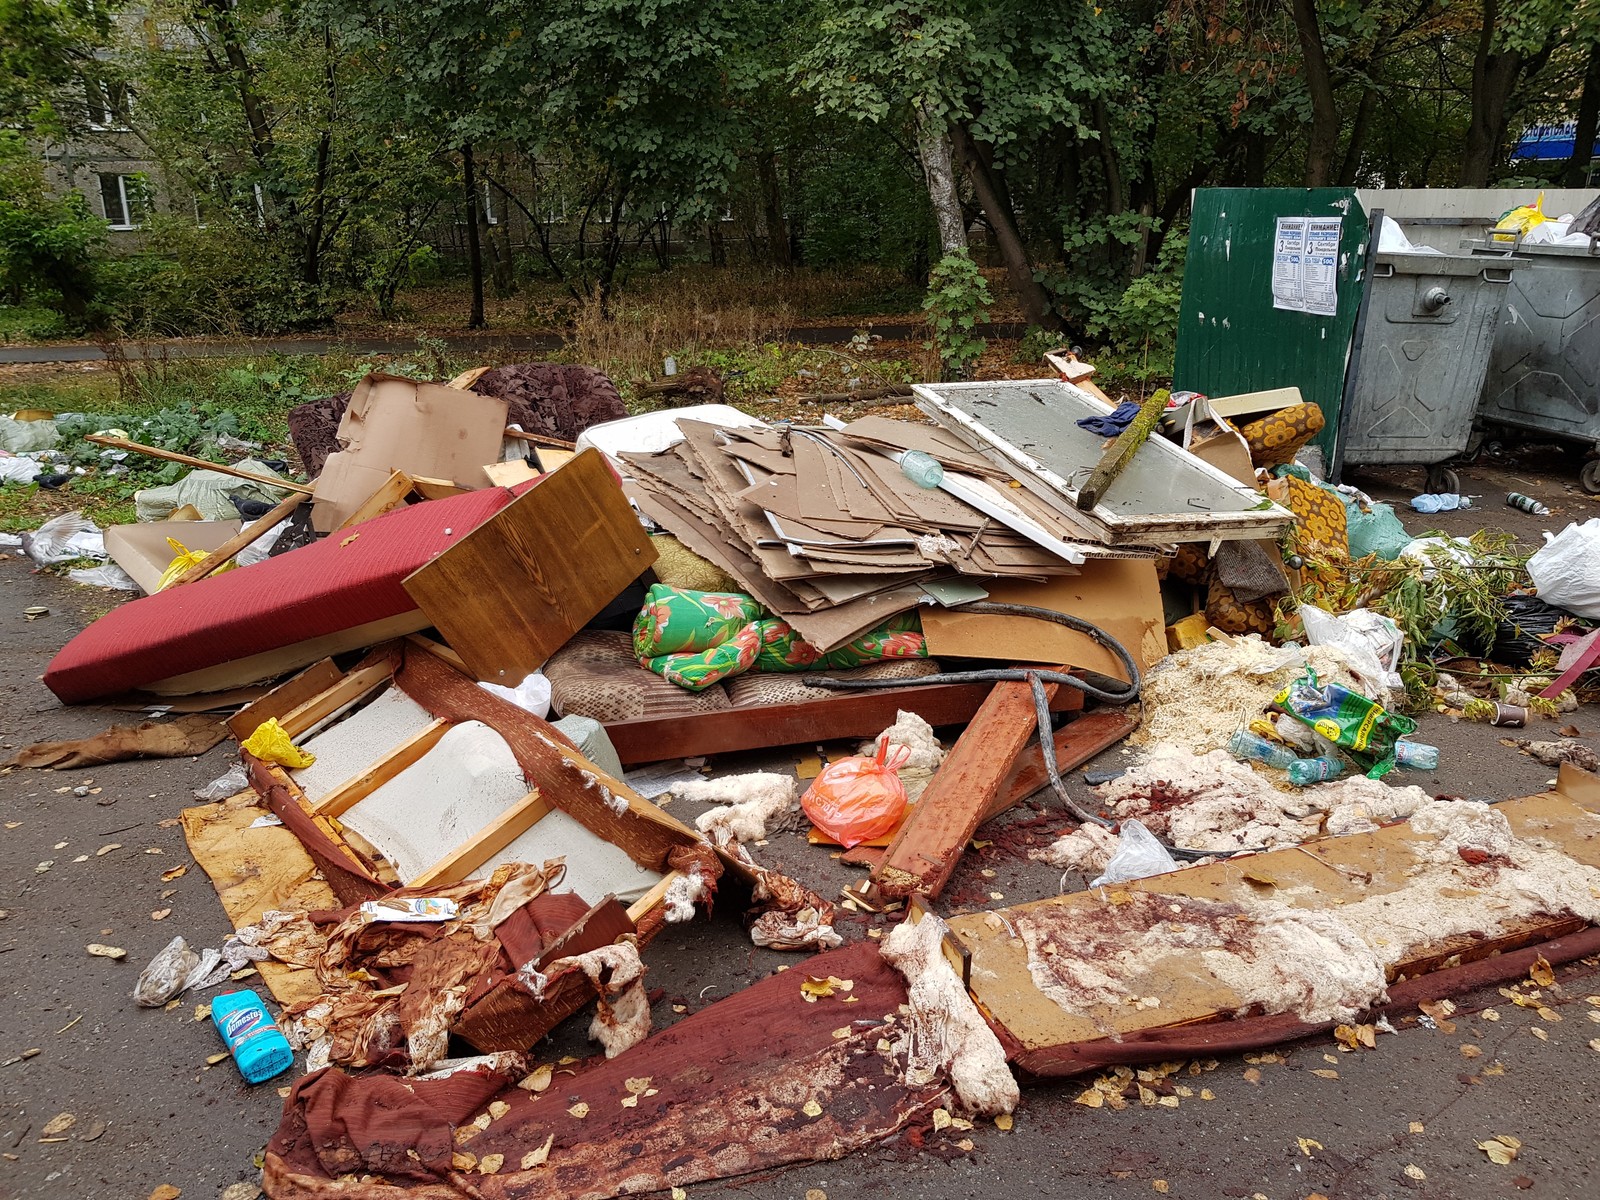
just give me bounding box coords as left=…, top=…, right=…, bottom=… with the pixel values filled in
left=670, top=1189, right=687, bottom=1200
left=1531, top=1027, right=1549, bottom=1041
left=147, top=1188, right=181, bottom=1200
left=521, top=1134, right=556, bottom=1168
left=79, top=1118, right=106, bottom=1142
left=1243, top=1067, right=1262, bottom=1084
left=229, top=967, right=256, bottom=981
left=164, top=999, right=180, bottom=1012
left=206, top=1052, right=229, bottom=1065
left=1409, top=1121, right=1425, bottom=1134
left=1311, top=1069, right=1339, bottom=1079
left=86, top=944, right=125, bottom=960
left=956, top=1137, right=975, bottom=1151
left=1483, top=1008, right=1501, bottom=1022
left=488, top=1100, right=509, bottom=1121
left=567, top=1102, right=589, bottom=1119
left=151, top=908, right=171, bottom=921
left=1200, top=1088, right=1216, bottom=1100
left=1530, top=956, right=1555, bottom=988
left=160, top=864, right=187, bottom=882
left=1404, top=1164, right=1426, bottom=1180
left=478, top=1153, right=504, bottom=1175
left=1483, top=1062, right=1507, bottom=1076
left=1153, top=1183, right=1169, bottom=1194
left=831, top=1027, right=851, bottom=1039
left=799, top=975, right=852, bottom=1002
left=1157, top=1095, right=1180, bottom=1109
left=519, top=1064, right=553, bottom=1092
left=1478, top=1135, right=1520, bottom=1164
left=806, top=1190, right=828, bottom=1200
left=145, top=847, right=163, bottom=854
left=40, top=1113, right=75, bottom=1137
left=451, top=1151, right=476, bottom=1171
left=219, top=1185, right=261, bottom=1200
left=1298, top=1136, right=1323, bottom=1156
left=932, top=1108, right=952, bottom=1131
left=1588, top=1039, right=1600, bottom=1052
left=802, top=1099, right=823, bottom=1117
left=1461, top=1044, right=1482, bottom=1058
left=994, top=1113, right=1014, bottom=1131
left=620, top=1095, right=639, bottom=1108
left=95, top=843, right=120, bottom=856
left=1537, top=1006, right=1562, bottom=1022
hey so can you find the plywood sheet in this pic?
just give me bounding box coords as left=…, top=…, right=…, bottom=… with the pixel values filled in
left=403, top=449, right=657, bottom=682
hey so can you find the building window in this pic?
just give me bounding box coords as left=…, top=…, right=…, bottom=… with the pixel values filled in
left=98, top=173, right=147, bottom=229
left=84, top=78, right=131, bottom=131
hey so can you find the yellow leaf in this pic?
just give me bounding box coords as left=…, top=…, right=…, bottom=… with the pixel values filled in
left=671, top=1190, right=688, bottom=1200
left=1460, top=1044, right=1482, bottom=1058
left=625, top=1076, right=652, bottom=1095
left=1482, top=1008, right=1500, bottom=1022
left=1297, top=1136, right=1323, bottom=1156
left=1482, top=1062, right=1507, bottom=1076
left=802, top=1100, right=823, bottom=1117
left=1157, top=1095, right=1179, bottom=1108
left=1537, top=1006, right=1562, bottom=1022
left=1477, top=1136, right=1519, bottom=1165
left=831, top=1027, right=851, bottom=1039
left=1200, top=1089, right=1216, bottom=1100
left=932, top=1108, right=952, bottom=1131
left=1404, top=1164, right=1426, bottom=1180
left=1409, top=1121, right=1425, bottom=1134
left=806, top=1190, right=829, bottom=1200
left=994, top=1113, right=1013, bottom=1131
left=1311, top=1069, right=1339, bottom=1079
left=478, top=1154, right=504, bottom=1175
left=520, top=1064, right=553, bottom=1092
left=951, top=1117, right=973, bottom=1130
left=520, top=1134, right=555, bottom=1169
left=160, top=864, right=187, bottom=882
left=1531, top=1026, right=1549, bottom=1041
left=956, top=1138, right=975, bottom=1151
left=1530, top=955, right=1555, bottom=987
left=489, top=1100, right=509, bottom=1121
left=1074, top=1089, right=1104, bottom=1108
left=568, top=1102, right=589, bottom=1119
left=205, top=1052, right=229, bottom=1066
left=40, top=1113, right=75, bottom=1137
left=451, top=1151, right=477, bottom=1171
left=149, top=1188, right=182, bottom=1200
left=1242, top=1067, right=1262, bottom=1084
left=621, top=1095, right=639, bottom=1108
left=1153, top=1182, right=1169, bottom=1194
left=471, top=1113, right=491, bottom=1132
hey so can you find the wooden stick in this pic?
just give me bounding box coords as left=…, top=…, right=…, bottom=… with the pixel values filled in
left=1075, top=387, right=1170, bottom=511
left=166, top=493, right=306, bottom=588
left=311, top=718, right=452, bottom=818
left=626, top=870, right=682, bottom=923
left=446, top=366, right=492, bottom=390
left=501, top=428, right=578, bottom=450
left=410, top=786, right=551, bottom=887
left=334, top=469, right=415, bottom=531
left=793, top=384, right=913, bottom=406
left=276, top=662, right=395, bottom=740
left=85, top=434, right=316, bottom=495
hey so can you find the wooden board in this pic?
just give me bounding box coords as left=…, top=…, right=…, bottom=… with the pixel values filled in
left=334, top=469, right=414, bottom=531
left=410, top=788, right=553, bottom=887
left=868, top=672, right=1063, bottom=900
left=601, top=678, right=1083, bottom=767
left=310, top=718, right=452, bottom=817
left=228, top=658, right=344, bottom=741
left=984, top=708, right=1139, bottom=821
left=947, top=780, right=1600, bottom=1075
left=402, top=449, right=657, bottom=683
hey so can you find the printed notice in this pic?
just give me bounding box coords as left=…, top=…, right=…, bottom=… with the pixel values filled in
left=1272, top=217, right=1306, bottom=312
left=1301, top=217, right=1342, bottom=315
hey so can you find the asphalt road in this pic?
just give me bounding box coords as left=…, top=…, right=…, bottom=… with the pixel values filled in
left=2, top=450, right=1599, bottom=1200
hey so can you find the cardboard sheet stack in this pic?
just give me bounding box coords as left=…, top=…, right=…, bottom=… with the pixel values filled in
left=619, top=415, right=1153, bottom=652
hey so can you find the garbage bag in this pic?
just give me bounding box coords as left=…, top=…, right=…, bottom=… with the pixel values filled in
left=1491, top=192, right=1548, bottom=243
left=1527, top=519, right=1600, bottom=619
left=1089, top=819, right=1177, bottom=887
left=21, top=510, right=106, bottom=564
left=1299, top=604, right=1404, bottom=695
left=0, top=415, right=60, bottom=453
left=240, top=718, right=315, bottom=768
left=135, top=459, right=292, bottom=522
left=134, top=936, right=202, bottom=1007
left=1342, top=497, right=1411, bottom=561
left=156, top=537, right=235, bottom=591
left=0, top=454, right=44, bottom=484
left=1273, top=669, right=1416, bottom=778
left=800, top=741, right=910, bottom=848
left=478, top=672, right=552, bottom=719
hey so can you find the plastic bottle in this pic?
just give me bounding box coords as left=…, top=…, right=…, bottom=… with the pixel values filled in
left=1287, top=754, right=1346, bottom=786
left=211, top=989, right=294, bottom=1084
left=1411, top=493, right=1472, bottom=513
left=1228, top=729, right=1299, bottom=770
left=1394, top=740, right=1440, bottom=770
left=899, top=449, right=944, bottom=489
left=1507, top=492, right=1550, bottom=516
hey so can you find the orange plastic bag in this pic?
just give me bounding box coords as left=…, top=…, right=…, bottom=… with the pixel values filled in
left=800, top=742, right=911, bottom=848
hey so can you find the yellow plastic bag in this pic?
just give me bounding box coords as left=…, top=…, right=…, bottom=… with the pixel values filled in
left=240, top=718, right=315, bottom=768
left=156, top=537, right=235, bottom=592
left=1491, top=192, right=1546, bottom=243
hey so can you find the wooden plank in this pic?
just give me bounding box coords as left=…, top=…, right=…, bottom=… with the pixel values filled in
left=277, top=662, right=395, bottom=739
left=534, top=447, right=575, bottom=472
left=310, top=718, right=452, bottom=818
left=602, top=680, right=1082, bottom=768
left=168, top=493, right=308, bottom=588
left=334, top=469, right=414, bottom=531
left=869, top=672, right=1063, bottom=900
left=402, top=448, right=657, bottom=683
left=446, top=366, right=492, bottom=390
left=405, top=632, right=469, bottom=674
left=84, top=434, right=316, bottom=495
left=626, top=871, right=681, bottom=923
left=228, top=659, right=344, bottom=742
left=482, top=460, right=540, bottom=487
left=983, top=708, right=1139, bottom=822
left=410, top=476, right=467, bottom=501
left=409, top=787, right=554, bottom=887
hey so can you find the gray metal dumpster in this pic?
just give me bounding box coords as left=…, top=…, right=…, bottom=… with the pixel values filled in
left=1335, top=249, right=1519, bottom=493
left=1468, top=237, right=1600, bottom=492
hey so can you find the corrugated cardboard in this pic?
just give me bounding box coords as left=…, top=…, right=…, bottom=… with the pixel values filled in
left=311, top=374, right=509, bottom=532
left=105, top=519, right=243, bottom=595
left=918, top=559, right=1167, bottom=680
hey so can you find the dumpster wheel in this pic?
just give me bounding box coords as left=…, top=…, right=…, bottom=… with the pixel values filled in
left=1426, top=464, right=1462, bottom=495
left=1582, top=460, right=1600, bottom=495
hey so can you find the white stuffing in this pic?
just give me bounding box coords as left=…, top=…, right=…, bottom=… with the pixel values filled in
left=672, top=772, right=799, bottom=845
left=1407, top=799, right=1515, bottom=860
left=861, top=710, right=945, bottom=772
left=663, top=866, right=711, bottom=922
left=543, top=941, right=651, bottom=1058
left=880, top=913, right=1019, bottom=1116
left=749, top=906, right=844, bottom=950
left=1032, top=821, right=1121, bottom=873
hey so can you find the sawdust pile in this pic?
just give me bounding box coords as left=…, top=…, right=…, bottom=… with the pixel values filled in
left=1133, top=636, right=1380, bottom=757
left=880, top=913, right=1019, bottom=1116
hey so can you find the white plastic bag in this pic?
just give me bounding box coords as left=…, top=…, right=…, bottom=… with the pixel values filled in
left=0, top=454, right=43, bottom=484
left=194, top=763, right=250, bottom=801
left=1299, top=604, right=1404, bottom=694
left=478, top=672, right=552, bottom=719
left=134, top=936, right=201, bottom=1007
left=1089, top=819, right=1177, bottom=887
left=67, top=562, right=140, bottom=590
left=1527, top=520, right=1600, bottom=618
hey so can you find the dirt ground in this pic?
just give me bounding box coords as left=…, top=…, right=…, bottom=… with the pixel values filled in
left=3, top=447, right=1600, bottom=1200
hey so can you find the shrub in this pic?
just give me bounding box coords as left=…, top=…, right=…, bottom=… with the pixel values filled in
left=922, top=250, right=991, bottom=380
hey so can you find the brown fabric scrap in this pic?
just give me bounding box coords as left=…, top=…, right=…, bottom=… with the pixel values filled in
left=5, top=713, right=228, bottom=769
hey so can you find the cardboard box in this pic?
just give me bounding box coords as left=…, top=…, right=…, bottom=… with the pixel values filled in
left=311, top=374, right=509, bottom=532
left=105, top=519, right=243, bottom=594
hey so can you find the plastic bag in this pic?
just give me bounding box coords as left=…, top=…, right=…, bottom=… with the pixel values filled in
left=240, top=718, right=315, bottom=768
left=1273, top=669, right=1416, bottom=778
left=0, top=454, right=43, bottom=484
left=156, top=537, right=236, bottom=591
left=134, top=459, right=292, bottom=522
left=194, top=763, right=250, bottom=801
left=134, top=936, right=201, bottom=1007
left=1491, top=192, right=1547, bottom=243
left=0, top=415, right=60, bottom=453
left=1527, top=519, right=1600, bottom=619
left=1298, top=604, right=1404, bottom=695
left=236, top=517, right=290, bottom=568
left=1089, top=819, right=1177, bottom=887
left=800, top=741, right=910, bottom=848
left=21, top=510, right=106, bottom=564
left=1341, top=496, right=1410, bottom=561
left=478, top=671, right=553, bottom=719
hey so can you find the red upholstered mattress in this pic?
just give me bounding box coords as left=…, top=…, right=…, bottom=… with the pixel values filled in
left=46, top=485, right=527, bottom=704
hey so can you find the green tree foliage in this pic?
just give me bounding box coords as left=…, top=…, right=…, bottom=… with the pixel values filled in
left=0, top=132, right=105, bottom=321
left=922, top=248, right=990, bottom=379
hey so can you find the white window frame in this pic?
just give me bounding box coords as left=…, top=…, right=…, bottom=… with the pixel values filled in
left=84, top=78, right=131, bottom=133
left=99, top=173, right=145, bottom=230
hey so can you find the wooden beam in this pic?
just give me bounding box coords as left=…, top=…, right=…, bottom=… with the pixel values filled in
left=501, top=428, right=577, bottom=450
left=409, top=787, right=553, bottom=888
left=446, top=366, right=492, bottom=390
left=228, top=658, right=343, bottom=742
left=405, top=632, right=469, bottom=674
left=84, top=434, right=316, bottom=495
left=310, top=718, right=452, bottom=818
left=982, top=709, right=1140, bottom=822
left=166, top=493, right=307, bottom=588
left=410, top=476, right=467, bottom=501
left=626, top=870, right=682, bottom=924
left=1076, top=388, right=1169, bottom=511
left=276, top=662, right=395, bottom=740
left=335, top=469, right=415, bottom=531
left=869, top=672, right=1063, bottom=901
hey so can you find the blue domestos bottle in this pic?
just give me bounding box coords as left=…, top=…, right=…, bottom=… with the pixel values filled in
left=211, top=989, right=294, bottom=1084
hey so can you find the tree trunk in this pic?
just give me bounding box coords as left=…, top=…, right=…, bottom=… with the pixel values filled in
left=708, top=219, right=726, bottom=267
left=951, top=123, right=1061, bottom=331
left=1564, top=40, right=1600, bottom=187
left=915, top=101, right=967, bottom=254
left=1289, top=0, right=1340, bottom=187
left=1460, top=0, right=1534, bottom=187
left=1337, top=85, right=1377, bottom=185
left=756, top=152, right=791, bottom=268
left=461, top=142, right=486, bottom=329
